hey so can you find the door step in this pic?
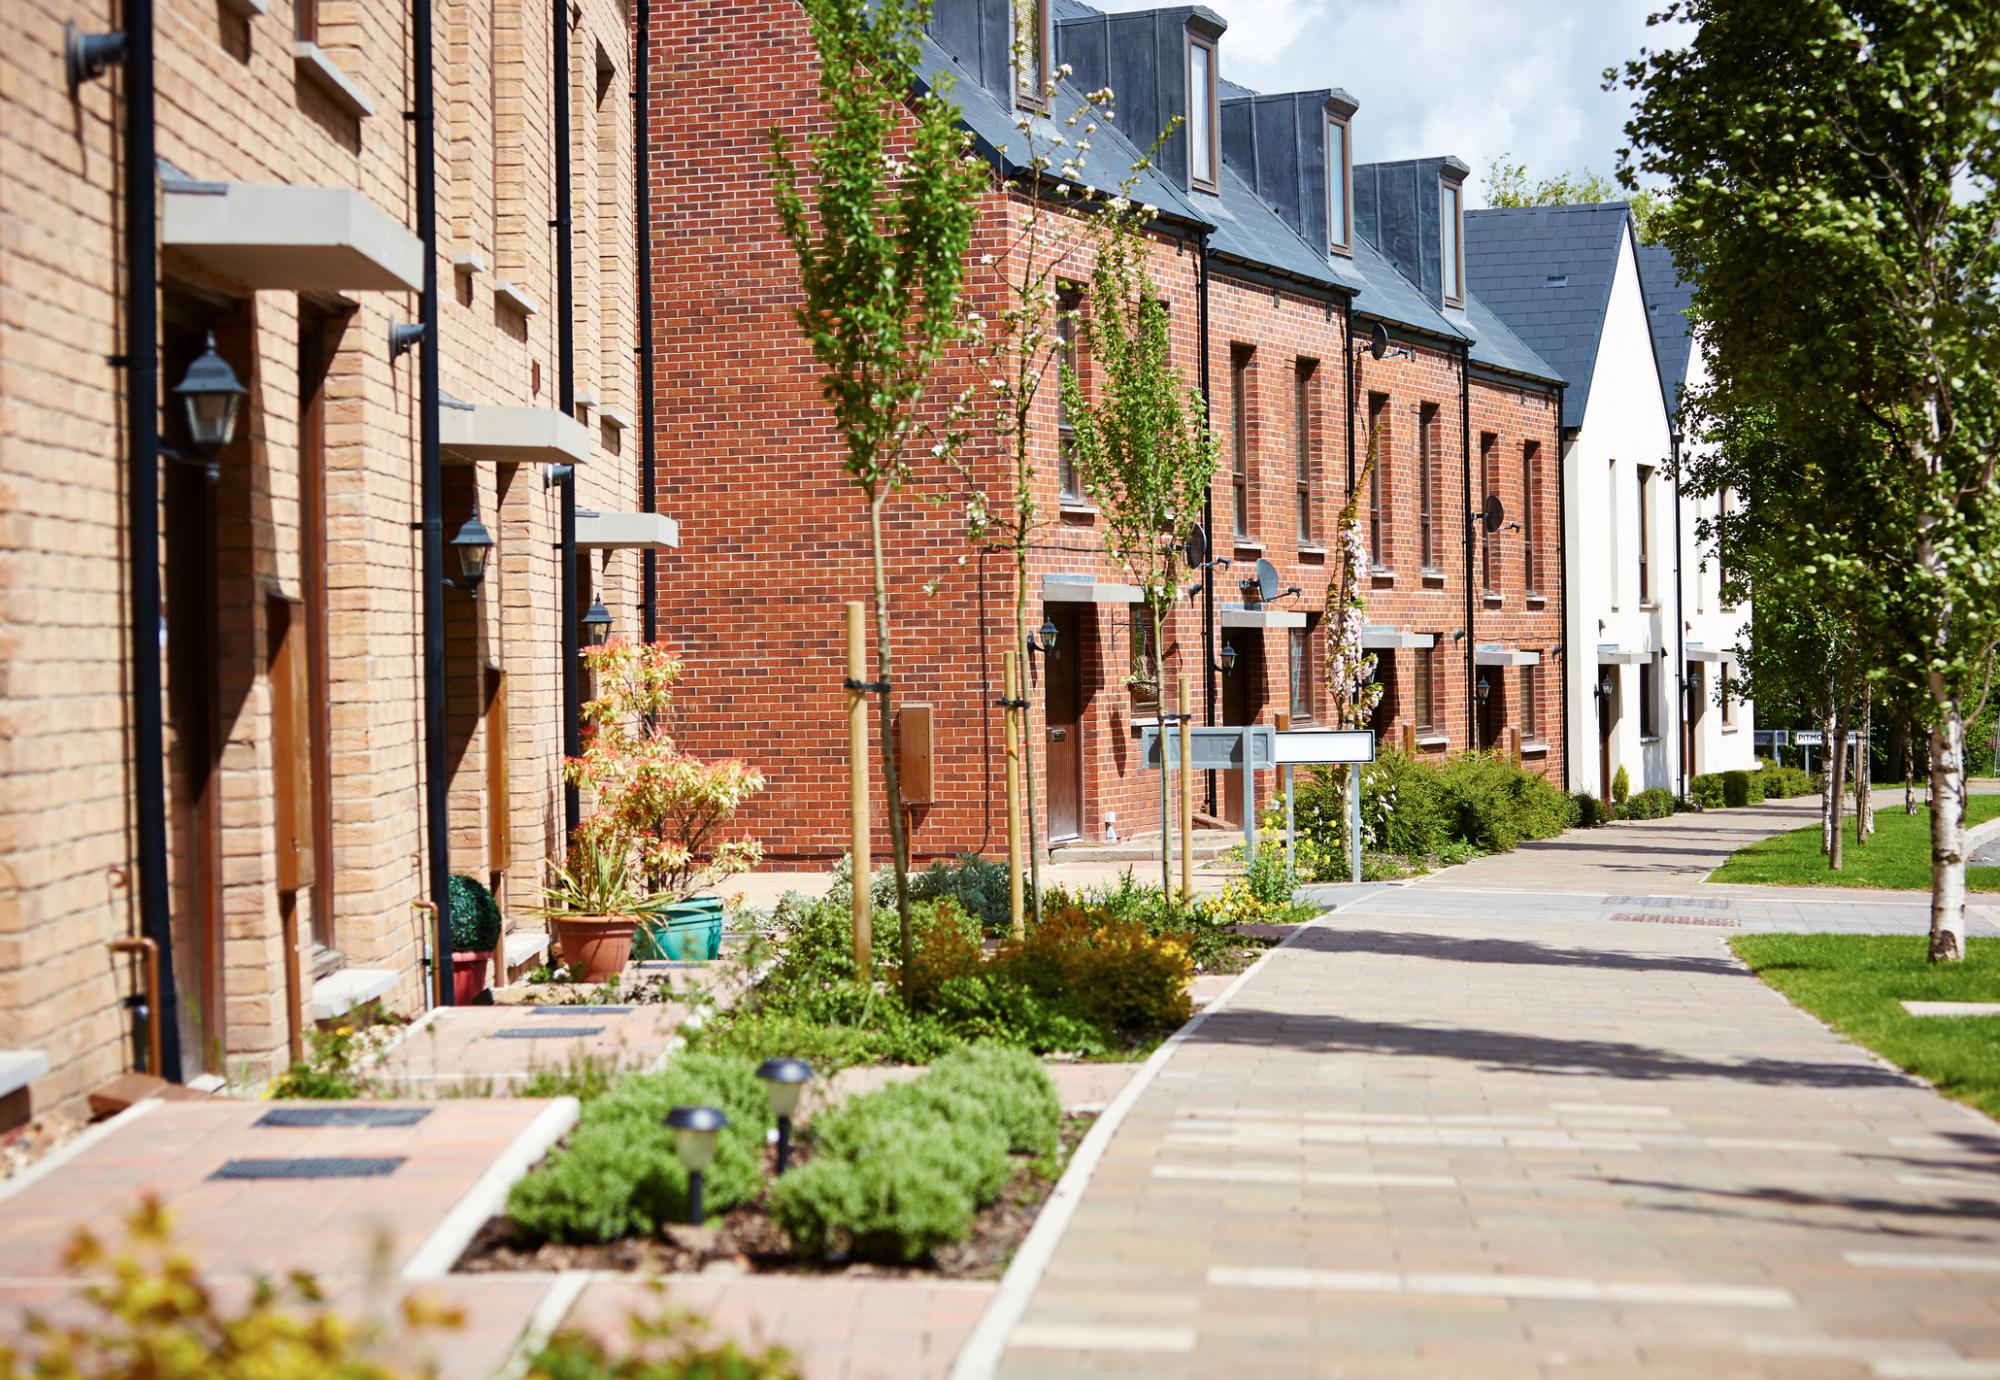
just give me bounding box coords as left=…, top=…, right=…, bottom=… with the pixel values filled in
left=1052, top=831, right=1246, bottom=865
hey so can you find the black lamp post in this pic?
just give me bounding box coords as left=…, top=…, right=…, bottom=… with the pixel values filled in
left=756, top=1057, right=813, bottom=1175
left=665, top=1105, right=727, bottom=1225
left=446, top=506, right=494, bottom=598
left=172, top=333, right=246, bottom=481
left=582, top=596, right=613, bottom=647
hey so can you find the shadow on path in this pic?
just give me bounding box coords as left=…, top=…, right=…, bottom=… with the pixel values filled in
left=1292, top=923, right=1741, bottom=977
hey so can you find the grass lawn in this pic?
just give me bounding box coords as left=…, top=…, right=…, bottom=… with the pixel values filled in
left=1732, top=933, right=2000, bottom=1120
left=1708, top=794, right=2000, bottom=891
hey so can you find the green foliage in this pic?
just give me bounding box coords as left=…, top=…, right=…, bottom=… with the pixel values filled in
left=1619, top=787, right=1677, bottom=821
left=1690, top=773, right=1727, bottom=810
left=506, top=1055, right=770, bottom=1242
left=1611, top=765, right=1631, bottom=806
left=999, top=902, right=1194, bottom=1036
left=1046, top=869, right=1259, bottom=971
left=1722, top=769, right=1764, bottom=809
left=1293, top=751, right=1574, bottom=860
left=518, top=1051, right=623, bottom=1104
left=1571, top=792, right=1606, bottom=828
left=1482, top=151, right=1663, bottom=241
left=1757, top=763, right=1817, bottom=799
left=770, top=1045, right=1059, bottom=1263
left=448, top=873, right=502, bottom=953
left=1713, top=796, right=2000, bottom=892
left=910, top=854, right=1027, bottom=935
left=531, top=1308, right=799, bottom=1380
left=265, top=1015, right=384, bottom=1100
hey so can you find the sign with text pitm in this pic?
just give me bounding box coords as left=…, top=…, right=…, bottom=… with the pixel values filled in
left=1139, top=724, right=1276, bottom=772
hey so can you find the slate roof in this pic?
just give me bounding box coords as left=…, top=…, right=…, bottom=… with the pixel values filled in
left=1203, top=165, right=1364, bottom=295
left=1635, top=242, right=1694, bottom=426
left=1463, top=202, right=1633, bottom=428
left=1457, top=293, right=1562, bottom=384
left=916, top=32, right=1213, bottom=230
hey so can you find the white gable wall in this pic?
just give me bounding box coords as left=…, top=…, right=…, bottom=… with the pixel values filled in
left=1675, top=335, right=1758, bottom=776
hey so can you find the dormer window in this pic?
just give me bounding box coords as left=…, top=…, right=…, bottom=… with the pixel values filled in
left=1013, top=0, right=1050, bottom=111
left=1326, top=114, right=1351, bottom=255
left=1187, top=35, right=1218, bottom=192
left=1441, top=175, right=1465, bottom=306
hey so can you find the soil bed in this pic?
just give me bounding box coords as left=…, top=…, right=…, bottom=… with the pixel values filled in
left=456, top=1113, right=1093, bottom=1281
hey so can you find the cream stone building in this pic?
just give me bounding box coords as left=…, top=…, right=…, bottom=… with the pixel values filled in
left=0, top=0, right=668, bottom=1124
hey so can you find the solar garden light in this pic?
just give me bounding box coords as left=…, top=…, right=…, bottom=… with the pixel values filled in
left=756, top=1057, right=814, bottom=1175
left=664, top=1105, right=727, bottom=1224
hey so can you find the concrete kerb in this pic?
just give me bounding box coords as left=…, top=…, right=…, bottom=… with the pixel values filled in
left=491, top=1269, right=592, bottom=1380
left=0, top=1099, right=160, bottom=1205
left=398, top=1096, right=581, bottom=1280
left=943, top=888, right=1381, bottom=1380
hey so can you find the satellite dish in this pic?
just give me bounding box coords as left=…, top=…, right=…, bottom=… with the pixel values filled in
left=1184, top=524, right=1209, bottom=569
left=1255, top=557, right=1280, bottom=603
left=1368, top=322, right=1393, bottom=360
left=1482, top=494, right=1506, bottom=534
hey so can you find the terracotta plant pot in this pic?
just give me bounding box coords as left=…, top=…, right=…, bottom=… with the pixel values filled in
left=451, top=949, right=492, bottom=1005
left=550, top=914, right=638, bottom=983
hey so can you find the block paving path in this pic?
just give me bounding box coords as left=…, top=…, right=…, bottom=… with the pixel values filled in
left=987, top=899, right=2000, bottom=1379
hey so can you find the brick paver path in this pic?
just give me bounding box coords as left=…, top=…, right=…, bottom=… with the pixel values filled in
left=990, top=901, right=2000, bottom=1379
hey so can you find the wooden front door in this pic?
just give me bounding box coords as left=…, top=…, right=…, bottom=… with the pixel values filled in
left=1044, top=604, right=1084, bottom=842
left=1221, top=631, right=1264, bottom=824
left=1685, top=662, right=1705, bottom=779
left=1597, top=664, right=1617, bottom=805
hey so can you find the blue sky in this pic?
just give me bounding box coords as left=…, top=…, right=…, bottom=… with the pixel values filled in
left=1089, top=0, right=1690, bottom=205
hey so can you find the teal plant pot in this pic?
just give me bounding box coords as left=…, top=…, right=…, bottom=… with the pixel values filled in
left=632, top=896, right=724, bottom=962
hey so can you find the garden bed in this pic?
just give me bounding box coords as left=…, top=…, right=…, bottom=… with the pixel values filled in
left=455, top=1112, right=1091, bottom=1281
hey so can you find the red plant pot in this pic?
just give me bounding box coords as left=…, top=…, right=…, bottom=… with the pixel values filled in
left=451, top=949, right=492, bottom=1005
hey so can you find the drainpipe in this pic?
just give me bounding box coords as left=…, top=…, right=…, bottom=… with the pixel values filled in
left=1671, top=427, right=1688, bottom=798
left=1343, top=301, right=1356, bottom=493
left=634, top=0, right=658, bottom=643
left=121, top=0, right=185, bottom=1080
left=1196, top=230, right=1216, bottom=814
left=1459, top=343, right=1474, bottom=750
left=553, top=0, right=579, bottom=835
left=1555, top=384, right=1571, bottom=792
left=416, top=0, right=453, bottom=1002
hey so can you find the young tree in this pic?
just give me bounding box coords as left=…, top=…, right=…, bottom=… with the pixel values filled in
left=1061, top=208, right=1218, bottom=896
left=1482, top=152, right=1664, bottom=242
left=768, top=0, right=986, bottom=992
left=1621, top=0, right=2000, bottom=958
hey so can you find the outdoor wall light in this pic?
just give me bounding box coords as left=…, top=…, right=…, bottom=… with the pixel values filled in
left=1216, top=642, right=1239, bottom=675
left=1027, top=618, right=1059, bottom=658
left=664, top=1104, right=727, bottom=1224
left=446, top=506, right=495, bottom=599
left=756, top=1056, right=814, bottom=1175
left=1597, top=673, right=1617, bottom=700
left=581, top=596, right=613, bottom=647
left=1476, top=675, right=1491, bottom=707
left=172, top=333, right=247, bottom=480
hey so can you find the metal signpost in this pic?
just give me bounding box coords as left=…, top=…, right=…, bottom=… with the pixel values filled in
left=1273, top=729, right=1376, bottom=884
left=1140, top=724, right=1277, bottom=852
left=1795, top=729, right=1824, bottom=776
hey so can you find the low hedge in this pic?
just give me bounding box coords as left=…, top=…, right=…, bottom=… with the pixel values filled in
left=1619, top=786, right=1677, bottom=820
left=1723, top=768, right=1766, bottom=808
left=1759, top=763, right=1816, bottom=799
left=506, top=1053, right=770, bottom=1242
left=1691, top=773, right=1728, bottom=810
left=1294, top=751, right=1576, bottom=863
left=771, top=1044, right=1060, bottom=1263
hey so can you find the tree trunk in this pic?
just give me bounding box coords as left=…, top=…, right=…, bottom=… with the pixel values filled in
left=1856, top=688, right=1873, bottom=842
left=1928, top=683, right=1968, bottom=963
left=866, top=496, right=915, bottom=1002
left=1828, top=714, right=1847, bottom=873
left=1015, top=555, right=1042, bottom=924
left=1902, top=713, right=1917, bottom=815
left=1821, top=692, right=1836, bottom=855
left=1153, top=602, right=1172, bottom=899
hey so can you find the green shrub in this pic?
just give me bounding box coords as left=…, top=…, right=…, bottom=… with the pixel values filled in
left=929, top=1044, right=1062, bottom=1155
left=506, top=1054, right=769, bottom=1242
left=1691, top=773, right=1727, bottom=809
left=1620, top=787, right=1677, bottom=820
left=1611, top=765, right=1631, bottom=805
left=910, top=855, right=1028, bottom=934
left=1723, top=768, right=1765, bottom=808
left=1757, top=763, right=1815, bottom=799
left=1572, top=791, right=1606, bottom=827
left=448, top=873, right=502, bottom=953
left=1294, top=752, right=1571, bottom=861
left=534, top=1312, right=799, bottom=1380
left=999, top=905, right=1193, bottom=1036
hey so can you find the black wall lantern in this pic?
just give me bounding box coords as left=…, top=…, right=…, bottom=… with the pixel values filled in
left=582, top=596, right=613, bottom=647
left=1216, top=641, right=1239, bottom=675
left=447, top=505, right=494, bottom=598
left=1476, top=675, right=1491, bottom=707
left=1597, top=672, right=1617, bottom=701
left=1027, top=617, right=1058, bottom=658
left=172, top=333, right=246, bottom=481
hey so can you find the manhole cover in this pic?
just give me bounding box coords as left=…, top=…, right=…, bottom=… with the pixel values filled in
left=527, top=1005, right=632, bottom=1015
left=493, top=1026, right=606, bottom=1039
left=210, top=1156, right=406, bottom=1180
left=255, top=1107, right=431, bottom=1129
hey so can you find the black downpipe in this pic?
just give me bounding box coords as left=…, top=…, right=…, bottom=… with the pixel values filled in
left=1195, top=232, right=1215, bottom=815
left=124, top=0, right=184, bottom=1080
left=1555, top=385, right=1571, bottom=792
left=1343, top=304, right=1356, bottom=493
left=554, top=0, right=579, bottom=835
left=1671, top=429, right=1687, bottom=798
left=1459, top=344, right=1474, bottom=750
left=634, top=0, right=658, bottom=643
left=416, top=0, right=452, bottom=1003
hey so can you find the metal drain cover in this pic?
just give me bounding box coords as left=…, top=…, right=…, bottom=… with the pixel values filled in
left=255, top=1107, right=431, bottom=1129
left=527, top=1005, right=632, bottom=1015
left=493, top=1026, right=606, bottom=1039
left=210, top=1156, right=406, bottom=1180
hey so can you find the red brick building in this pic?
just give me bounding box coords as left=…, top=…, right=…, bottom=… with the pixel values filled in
left=643, top=0, right=1566, bottom=863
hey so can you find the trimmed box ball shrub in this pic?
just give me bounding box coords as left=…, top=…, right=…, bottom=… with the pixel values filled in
left=447, top=873, right=502, bottom=955
left=1691, top=773, right=1727, bottom=810
left=1722, top=769, right=1765, bottom=808
left=506, top=1053, right=769, bottom=1242
left=1620, top=787, right=1677, bottom=820
left=1572, top=791, right=1606, bottom=827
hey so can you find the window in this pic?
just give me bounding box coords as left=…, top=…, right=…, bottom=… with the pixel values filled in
left=1367, top=393, right=1388, bottom=567
left=1013, top=0, right=1050, bottom=109
left=1289, top=625, right=1313, bottom=722
left=1479, top=432, right=1497, bottom=592
left=1187, top=36, right=1218, bottom=191
left=1294, top=360, right=1315, bottom=543
left=1128, top=605, right=1158, bottom=713
left=1230, top=346, right=1252, bottom=538
left=1640, top=657, right=1659, bottom=739
left=1637, top=464, right=1654, bottom=603
left=1326, top=115, right=1351, bottom=254
left=1057, top=283, right=1081, bottom=500
left=1415, top=644, right=1438, bottom=733
left=1521, top=662, right=1540, bottom=741
left=1721, top=662, right=1736, bottom=726
left=1521, top=441, right=1539, bottom=593
left=1441, top=178, right=1464, bottom=305
left=1419, top=403, right=1440, bottom=569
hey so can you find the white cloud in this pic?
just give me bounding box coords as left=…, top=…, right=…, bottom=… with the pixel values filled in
left=1087, top=0, right=1688, bottom=204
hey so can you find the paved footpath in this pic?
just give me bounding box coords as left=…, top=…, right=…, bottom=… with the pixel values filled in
left=987, top=895, right=2000, bottom=1379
